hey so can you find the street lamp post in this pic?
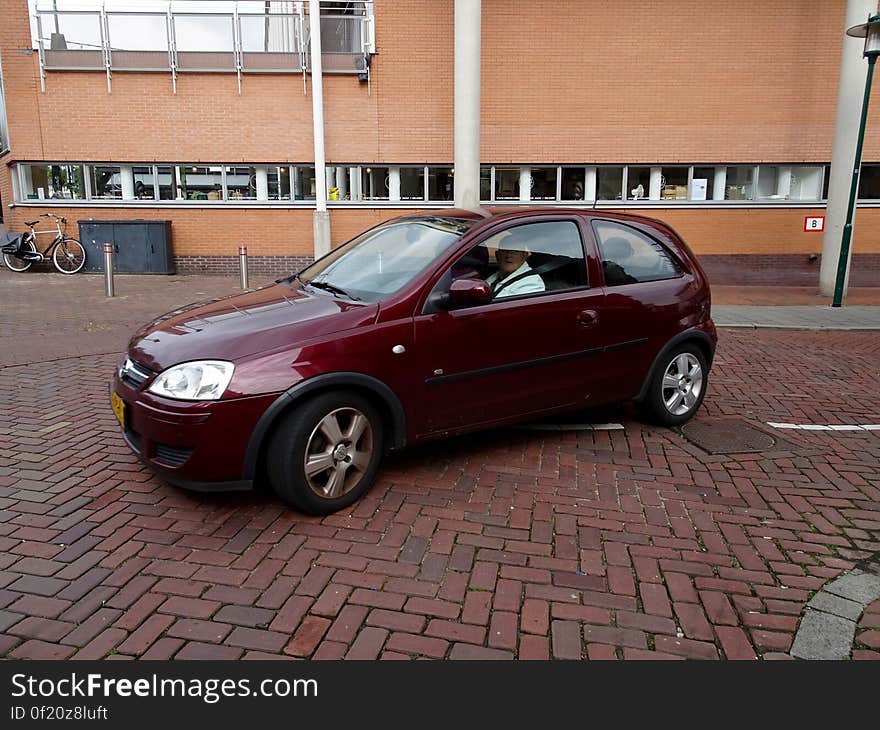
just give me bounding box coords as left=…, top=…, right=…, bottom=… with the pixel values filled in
left=832, top=13, right=880, bottom=307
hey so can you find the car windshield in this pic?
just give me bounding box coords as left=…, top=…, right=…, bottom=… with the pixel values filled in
left=297, top=217, right=475, bottom=302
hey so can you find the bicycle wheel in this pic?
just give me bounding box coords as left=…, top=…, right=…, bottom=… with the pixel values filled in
left=3, top=235, right=36, bottom=273
left=53, top=237, right=86, bottom=274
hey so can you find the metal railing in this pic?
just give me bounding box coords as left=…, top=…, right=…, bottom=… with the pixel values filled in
left=34, top=5, right=373, bottom=94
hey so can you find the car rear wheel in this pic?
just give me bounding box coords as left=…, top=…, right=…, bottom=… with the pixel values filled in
left=267, top=391, right=384, bottom=514
left=640, top=344, right=708, bottom=426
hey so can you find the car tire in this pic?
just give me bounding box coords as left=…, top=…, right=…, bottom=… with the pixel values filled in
left=639, top=343, right=708, bottom=426
left=267, top=391, right=384, bottom=515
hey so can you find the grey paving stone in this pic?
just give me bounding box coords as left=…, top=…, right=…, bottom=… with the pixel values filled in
left=807, top=591, right=864, bottom=621
left=713, top=305, right=880, bottom=331
left=823, top=572, right=880, bottom=605
left=790, top=609, right=855, bottom=661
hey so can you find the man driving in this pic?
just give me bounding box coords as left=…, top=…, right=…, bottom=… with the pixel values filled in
left=485, top=228, right=546, bottom=298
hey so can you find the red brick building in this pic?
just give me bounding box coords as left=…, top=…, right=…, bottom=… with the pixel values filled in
left=1, top=0, right=879, bottom=284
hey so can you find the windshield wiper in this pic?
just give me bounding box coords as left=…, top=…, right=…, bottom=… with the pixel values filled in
left=307, top=280, right=361, bottom=301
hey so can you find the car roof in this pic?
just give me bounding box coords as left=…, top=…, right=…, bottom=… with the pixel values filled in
left=434, top=206, right=673, bottom=233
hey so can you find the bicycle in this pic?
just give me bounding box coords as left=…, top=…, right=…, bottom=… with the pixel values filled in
left=2, top=213, right=86, bottom=274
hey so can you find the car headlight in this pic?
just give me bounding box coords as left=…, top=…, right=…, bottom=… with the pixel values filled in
left=148, top=361, right=235, bottom=401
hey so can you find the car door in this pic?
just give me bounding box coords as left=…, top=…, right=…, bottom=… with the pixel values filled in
left=411, top=217, right=609, bottom=437
left=589, top=218, right=695, bottom=402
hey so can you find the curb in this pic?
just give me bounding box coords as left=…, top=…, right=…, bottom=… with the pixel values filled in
left=716, top=323, right=880, bottom=331
left=790, top=555, right=880, bottom=660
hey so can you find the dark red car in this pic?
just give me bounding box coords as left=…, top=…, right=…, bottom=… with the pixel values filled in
left=111, top=208, right=716, bottom=514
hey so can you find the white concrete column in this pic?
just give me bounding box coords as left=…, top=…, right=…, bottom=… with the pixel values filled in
left=309, top=0, right=331, bottom=257
left=776, top=166, right=793, bottom=199
left=120, top=165, right=135, bottom=200
left=454, top=0, right=481, bottom=210
left=584, top=166, right=597, bottom=201
left=519, top=167, right=531, bottom=202
left=820, top=0, right=877, bottom=296
left=649, top=167, right=662, bottom=200
left=713, top=166, right=727, bottom=201
left=389, top=166, right=401, bottom=201
left=336, top=166, right=348, bottom=199
left=255, top=166, right=269, bottom=201
left=174, top=166, right=185, bottom=200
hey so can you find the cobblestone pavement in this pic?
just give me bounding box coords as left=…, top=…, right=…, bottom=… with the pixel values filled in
left=853, top=598, right=880, bottom=659
left=0, top=270, right=879, bottom=659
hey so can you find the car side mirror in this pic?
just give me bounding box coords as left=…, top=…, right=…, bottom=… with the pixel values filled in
left=447, top=278, right=492, bottom=308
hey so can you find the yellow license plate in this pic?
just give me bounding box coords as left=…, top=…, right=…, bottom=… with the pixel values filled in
left=111, top=390, right=126, bottom=429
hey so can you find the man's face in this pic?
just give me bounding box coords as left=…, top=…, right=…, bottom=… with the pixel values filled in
left=496, top=247, right=529, bottom=275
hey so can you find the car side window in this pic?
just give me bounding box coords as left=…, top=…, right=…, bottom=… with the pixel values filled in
left=593, top=220, right=683, bottom=286
left=448, top=221, right=588, bottom=301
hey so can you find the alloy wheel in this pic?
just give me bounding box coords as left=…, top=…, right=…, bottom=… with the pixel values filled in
left=302, top=407, right=374, bottom=499
left=661, top=352, right=703, bottom=416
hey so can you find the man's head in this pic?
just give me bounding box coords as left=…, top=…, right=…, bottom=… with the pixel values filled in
left=495, top=229, right=531, bottom=276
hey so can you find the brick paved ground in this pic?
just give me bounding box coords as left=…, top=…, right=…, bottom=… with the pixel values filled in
left=853, top=598, right=880, bottom=660
left=0, top=270, right=878, bottom=659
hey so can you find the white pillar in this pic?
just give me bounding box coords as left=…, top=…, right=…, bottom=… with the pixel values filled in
left=713, top=166, right=727, bottom=201
left=649, top=167, right=662, bottom=201
left=120, top=165, right=135, bottom=200
left=349, top=167, right=360, bottom=201
left=776, top=166, right=792, bottom=199
left=820, top=0, right=877, bottom=296
left=255, top=166, right=269, bottom=201
left=389, top=166, right=401, bottom=201
left=585, top=166, right=597, bottom=201
left=309, top=0, right=331, bottom=257
left=454, top=0, right=481, bottom=210
left=174, top=166, right=185, bottom=200
left=519, top=167, right=531, bottom=202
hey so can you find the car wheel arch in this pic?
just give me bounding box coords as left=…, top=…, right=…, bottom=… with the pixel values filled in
left=634, top=329, right=715, bottom=404
left=242, top=372, right=407, bottom=483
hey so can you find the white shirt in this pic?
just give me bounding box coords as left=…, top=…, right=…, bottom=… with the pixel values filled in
left=485, top=261, right=546, bottom=298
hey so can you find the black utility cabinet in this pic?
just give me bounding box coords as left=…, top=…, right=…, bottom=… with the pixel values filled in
left=78, top=220, right=174, bottom=274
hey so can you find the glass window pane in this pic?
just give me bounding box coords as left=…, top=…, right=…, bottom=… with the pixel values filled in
left=660, top=167, right=689, bottom=200
left=399, top=167, right=425, bottom=200
left=268, top=166, right=291, bottom=200
left=22, top=164, right=85, bottom=200
left=627, top=167, right=650, bottom=200
left=173, top=15, right=234, bottom=52
left=494, top=167, right=519, bottom=200
left=428, top=167, right=454, bottom=201
left=132, top=166, right=156, bottom=199
left=858, top=164, right=880, bottom=199
left=225, top=166, right=257, bottom=200
left=177, top=165, right=223, bottom=200
left=528, top=167, right=558, bottom=200
left=294, top=166, right=316, bottom=200
left=480, top=167, right=491, bottom=201
left=597, top=167, right=623, bottom=200
left=789, top=166, right=823, bottom=201
left=362, top=167, right=389, bottom=200
left=692, top=167, right=716, bottom=200
left=561, top=168, right=586, bottom=200
left=593, top=220, right=682, bottom=286
left=822, top=165, right=831, bottom=200
left=757, top=165, right=780, bottom=199
left=89, top=165, right=122, bottom=199
left=725, top=166, right=754, bottom=200
left=156, top=166, right=174, bottom=200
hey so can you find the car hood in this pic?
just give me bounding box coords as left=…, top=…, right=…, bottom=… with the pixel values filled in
left=127, top=282, right=378, bottom=372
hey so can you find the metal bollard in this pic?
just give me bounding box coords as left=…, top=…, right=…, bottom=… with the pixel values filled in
left=103, top=242, right=115, bottom=297
left=239, top=245, right=249, bottom=289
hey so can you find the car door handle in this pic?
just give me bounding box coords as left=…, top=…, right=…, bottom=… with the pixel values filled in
left=577, top=309, right=599, bottom=327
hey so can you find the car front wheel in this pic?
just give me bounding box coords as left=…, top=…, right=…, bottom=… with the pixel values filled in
left=267, top=391, right=384, bottom=514
left=640, top=344, right=708, bottom=426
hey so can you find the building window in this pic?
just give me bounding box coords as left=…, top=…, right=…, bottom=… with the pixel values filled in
left=561, top=167, right=587, bottom=201
left=20, top=164, right=85, bottom=200
left=294, top=166, right=316, bottom=200
left=132, top=166, right=157, bottom=199
left=725, top=166, right=755, bottom=200
left=660, top=166, right=689, bottom=200
left=89, top=165, right=122, bottom=199
left=692, top=167, right=717, bottom=200
left=858, top=164, right=880, bottom=199
left=428, top=167, right=454, bottom=201
left=399, top=167, right=425, bottom=200
left=790, top=166, right=824, bottom=201
left=627, top=166, right=651, bottom=200
left=494, top=167, right=519, bottom=200
left=528, top=167, right=558, bottom=200
left=268, top=166, right=292, bottom=201
left=225, top=166, right=257, bottom=200
left=361, top=167, right=389, bottom=200
left=597, top=166, right=624, bottom=201
left=479, top=167, right=492, bottom=201
left=175, top=165, right=224, bottom=200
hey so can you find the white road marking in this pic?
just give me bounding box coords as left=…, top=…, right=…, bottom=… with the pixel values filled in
left=767, top=422, right=880, bottom=432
